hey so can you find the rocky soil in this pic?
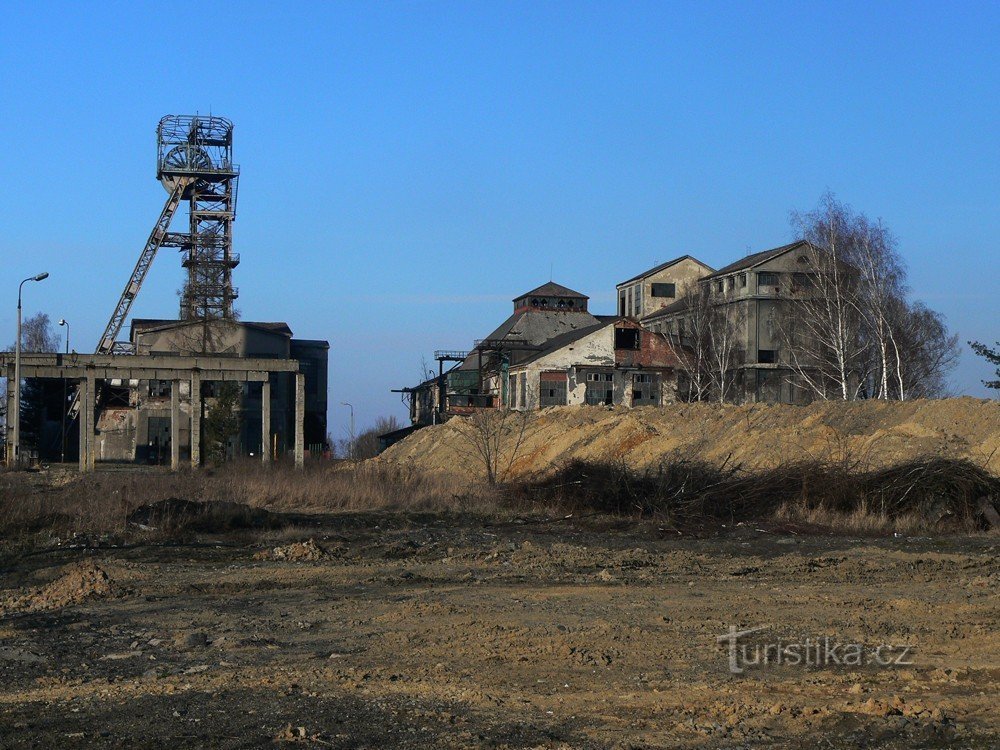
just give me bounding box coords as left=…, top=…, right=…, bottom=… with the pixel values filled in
left=0, top=513, right=996, bottom=748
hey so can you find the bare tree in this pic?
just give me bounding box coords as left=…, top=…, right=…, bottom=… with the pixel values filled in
left=451, top=408, right=533, bottom=485
left=662, top=285, right=713, bottom=401
left=780, top=194, right=959, bottom=401
left=706, top=290, right=746, bottom=403
left=889, top=302, right=959, bottom=399
left=782, top=195, right=870, bottom=400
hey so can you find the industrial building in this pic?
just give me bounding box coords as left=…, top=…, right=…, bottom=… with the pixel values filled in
left=3, top=115, right=328, bottom=470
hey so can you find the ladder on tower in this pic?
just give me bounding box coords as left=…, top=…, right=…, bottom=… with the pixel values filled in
left=67, top=178, right=190, bottom=419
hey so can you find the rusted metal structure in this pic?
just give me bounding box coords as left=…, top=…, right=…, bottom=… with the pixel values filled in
left=157, top=115, right=240, bottom=322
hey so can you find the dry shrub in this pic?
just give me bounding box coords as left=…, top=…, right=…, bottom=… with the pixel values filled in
left=508, top=456, right=1000, bottom=533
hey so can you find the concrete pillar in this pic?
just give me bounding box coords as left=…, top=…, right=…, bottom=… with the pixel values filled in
left=4, top=376, right=15, bottom=468
left=78, top=377, right=88, bottom=472
left=87, top=374, right=96, bottom=472
left=170, top=379, right=181, bottom=471
left=294, top=372, right=305, bottom=469
left=261, top=378, right=271, bottom=464
left=190, top=373, right=201, bottom=468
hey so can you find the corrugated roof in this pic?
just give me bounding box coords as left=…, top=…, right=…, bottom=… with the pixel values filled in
left=702, top=240, right=812, bottom=279
left=514, top=281, right=589, bottom=301
left=617, top=255, right=713, bottom=286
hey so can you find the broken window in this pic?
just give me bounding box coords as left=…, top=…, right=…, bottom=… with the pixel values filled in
left=738, top=273, right=747, bottom=288
left=758, top=349, right=776, bottom=364
left=584, top=372, right=614, bottom=406
left=148, top=380, right=171, bottom=398
left=632, top=373, right=660, bottom=405
left=615, top=328, right=640, bottom=350
left=757, top=272, right=779, bottom=288
left=539, top=372, right=568, bottom=406
left=792, top=272, right=813, bottom=289
left=651, top=282, right=675, bottom=298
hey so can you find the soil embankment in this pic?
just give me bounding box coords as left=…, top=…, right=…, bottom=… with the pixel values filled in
left=379, top=398, right=1000, bottom=479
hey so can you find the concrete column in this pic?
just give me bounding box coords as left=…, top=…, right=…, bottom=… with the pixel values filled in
left=170, top=379, right=181, bottom=471
left=294, top=372, right=305, bottom=469
left=5, top=376, right=15, bottom=468
left=190, top=373, right=201, bottom=468
left=78, top=377, right=88, bottom=472
left=84, top=374, right=96, bottom=472
left=261, top=378, right=271, bottom=464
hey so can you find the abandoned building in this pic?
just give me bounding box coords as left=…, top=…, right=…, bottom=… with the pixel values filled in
left=641, top=240, right=819, bottom=404
left=3, top=115, right=329, bottom=469
left=616, top=255, right=714, bottom=318
left=399, top=240, right=838, bottom=425
left=399, top=282, right=681, bottom=424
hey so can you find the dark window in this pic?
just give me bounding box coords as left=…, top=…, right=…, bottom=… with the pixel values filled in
left=738, top=273, right=747, bottom=288
left=716, top=280, right=724, bottom=293
left=615, top=328, right=640, bottom=350
left=792, top=272, right=812, bottom=289
left=758, top=349, right=776, bottom=363
left=148, top=380, right=171, bottom=398
left=758, top=272, right=779, bottom=287
left=632, top=373, right=660, bottom=405
left=651, top=282, right=676, bottom=298
left=540, top=379, right=567, bottom=406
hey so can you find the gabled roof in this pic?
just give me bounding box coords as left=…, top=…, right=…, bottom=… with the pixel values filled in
left=617, top=254, right=713, bottom=286
left=702, top=240, right=814, bottom=280
left=514, top=281, right=588, bottom=301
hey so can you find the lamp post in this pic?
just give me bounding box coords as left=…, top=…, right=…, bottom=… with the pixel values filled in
left=58, top=318, right=69, bottom=464
left=11, top=272, right=49, bottom=467
left=340, top=401, right=355, bottom=459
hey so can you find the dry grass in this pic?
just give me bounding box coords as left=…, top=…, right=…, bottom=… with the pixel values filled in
left=1, top=453, right=997, bottom=541
left=0, top=460, right=499, bottom=540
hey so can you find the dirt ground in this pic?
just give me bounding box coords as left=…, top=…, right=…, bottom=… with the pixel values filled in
left=379, top=398, right=1000, bottom=480
left=0, top=513, right=996, bottom=749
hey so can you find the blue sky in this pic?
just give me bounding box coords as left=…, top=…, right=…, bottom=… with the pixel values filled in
left=1, top=2, right=997, bottom=434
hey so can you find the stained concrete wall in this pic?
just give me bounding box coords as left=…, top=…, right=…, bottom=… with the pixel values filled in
left=617, top=257, right=714, bottom=318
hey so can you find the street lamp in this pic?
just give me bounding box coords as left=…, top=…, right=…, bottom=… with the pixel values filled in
left=340, top=401, right=355, bottom=459
left=58, top=318, right=70, bottom=463
left=11, top=272, right=49, bottom=467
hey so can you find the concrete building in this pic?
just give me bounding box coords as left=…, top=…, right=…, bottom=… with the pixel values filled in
left=402, top=282, right=681, bottom=423
left=616, top=255, right=715, bottom=319
left=641, top=240, right=818, bottom=404
left=16, top=318, right=329, bottom=466
left=506, top=317, right=680, bottom=409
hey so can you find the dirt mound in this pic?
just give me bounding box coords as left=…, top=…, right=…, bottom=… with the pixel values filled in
left=378, top=398, right=1000, bottom=481
left=255, top=539, right=327, bottom=562
left=1, top=560, right=113, bottom=614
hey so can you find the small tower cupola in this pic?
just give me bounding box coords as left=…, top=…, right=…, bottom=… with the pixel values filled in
left=513, top=282, right=589, bottom=313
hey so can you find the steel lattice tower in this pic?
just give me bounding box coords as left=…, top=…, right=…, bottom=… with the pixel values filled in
left=156, top=115, right=240, bottom=320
